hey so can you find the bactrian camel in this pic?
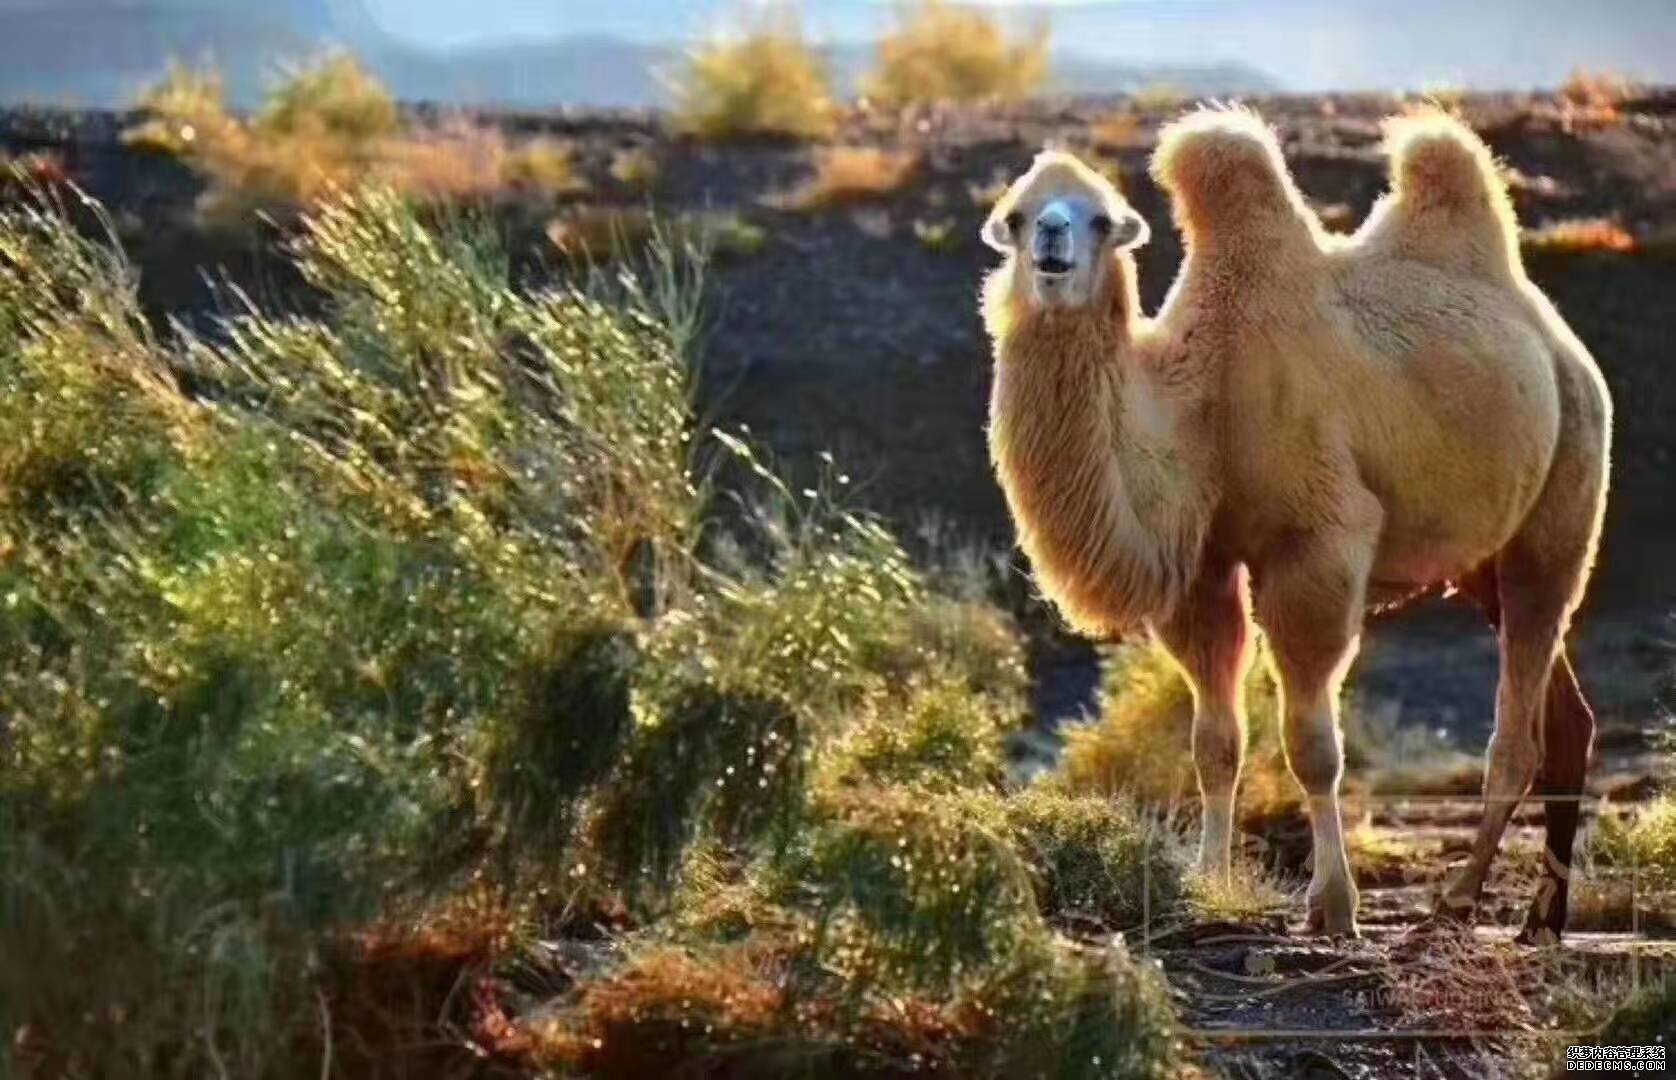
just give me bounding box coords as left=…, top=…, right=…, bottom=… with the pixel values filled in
left=980, top=109, right=1611, bottom=940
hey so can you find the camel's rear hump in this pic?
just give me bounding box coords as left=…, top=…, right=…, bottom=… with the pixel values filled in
left=1151, top=106, right=1322, bottom=255
left=1376, top=109, right=1522, bottom=281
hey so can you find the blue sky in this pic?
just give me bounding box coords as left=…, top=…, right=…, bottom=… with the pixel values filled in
left=354, top=0, right=1676, bottom=92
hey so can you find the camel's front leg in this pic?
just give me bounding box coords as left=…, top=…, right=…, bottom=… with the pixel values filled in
left=1155, top=559, right=1256, bottom=881
left=1254, top=531, right=1376, bottom=937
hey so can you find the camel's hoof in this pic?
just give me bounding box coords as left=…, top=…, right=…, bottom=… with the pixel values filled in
left=1514, top=878, right=1568, bottom=946
left=1513, top=923, right=1563, bottom=947
left=1305, top=891, right=1361, bottom=940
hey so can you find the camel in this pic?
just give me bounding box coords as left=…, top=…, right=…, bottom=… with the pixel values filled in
left=980, top=109, right=1611, bottom=940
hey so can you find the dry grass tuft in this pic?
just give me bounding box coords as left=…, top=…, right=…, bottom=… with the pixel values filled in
left=865, top=0, right=1049, bottom=106
left=608, top=145, right=661, bottom=189
left=1007, top=785, right=1181, bottom=929
left=124, top=54, right=585, bottom=224
left=1184, top=862, right=1293, bottom=925
left=772, top=146, right=920, bottom=211
left=1549, top=67, right=1640, bottom=132
left=547, top=205, right=656, bottom=261
left=1592, top=795, right=1676, bottom=895
left=672, top=11, right=839, bottom=141
left=1090, top=111, right=1152, bottom=151
left=1561, top=67, right=1639, bottom=110
left=548, top=207, right=766, bottom=264
left=1056, top=640, right=1302, bottom=828
left=913, top=216, right=958, bottom=251
left=1523, top=217, right=1638, bottom=255
left=1130, top=83, right=1190, bottom=112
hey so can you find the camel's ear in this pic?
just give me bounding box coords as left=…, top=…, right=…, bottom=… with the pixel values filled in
left=1109, top=208, right=1151, bottom=251
left=982, top=207, right=1015, bottom=253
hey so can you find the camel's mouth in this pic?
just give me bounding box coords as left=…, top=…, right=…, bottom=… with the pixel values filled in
left=1035, top=256, right=1074, bottom=277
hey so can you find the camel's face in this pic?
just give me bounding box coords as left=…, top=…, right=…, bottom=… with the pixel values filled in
left=983, top=151, right=1150, bottom=309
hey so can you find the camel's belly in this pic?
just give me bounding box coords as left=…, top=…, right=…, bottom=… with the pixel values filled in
left=1366, top=451, right=1545, bottom=590
left=1369, top=526, right=1495, bottom=595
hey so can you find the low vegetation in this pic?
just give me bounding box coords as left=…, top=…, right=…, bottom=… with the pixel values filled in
left=0, top=182, right=1188, bottom=1076
left=1057, top=641, right=1303, bottom=829
left=1555, top=66, right=1641, bottom=130
left=773, top=145, right=920, bottom=211
left=914, top=216, right=959, bottom=251
left=1523, top=217, right=1640, bottom=255
left=607, top=145, right=660, bottom=190
left=547, top=207, right=765, bottom=265
left=672, top=12, right=839, bottom=141
left=866, top=0, right=1050, bottom=106
left=1593, top=795, right=1676, bottom=897
left=124, top=54, right=584, bottom=225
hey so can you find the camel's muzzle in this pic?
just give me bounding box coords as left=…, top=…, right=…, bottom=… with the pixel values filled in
left=1032, top=201, right=1075, bottom=277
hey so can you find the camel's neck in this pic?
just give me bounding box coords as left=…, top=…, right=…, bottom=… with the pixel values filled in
left=984, top=255, right=1219, bottom=636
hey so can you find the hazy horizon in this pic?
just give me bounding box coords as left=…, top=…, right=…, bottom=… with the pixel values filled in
left=0, top=0, right=1672, bottom=109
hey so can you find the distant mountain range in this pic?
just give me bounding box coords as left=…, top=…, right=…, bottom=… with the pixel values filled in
left=0, top=0, right=1673, bottom=111
left=0, top=1, right=1276, bottom=110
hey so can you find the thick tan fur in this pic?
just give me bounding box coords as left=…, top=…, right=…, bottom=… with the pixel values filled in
left=983, top=110, right=1612, bottom=939
left=1357, top=107, right=1523, bottom=282
left=983, top=156, right=1217, bottom=638
left=1150, top=105, right=1327, bottom=255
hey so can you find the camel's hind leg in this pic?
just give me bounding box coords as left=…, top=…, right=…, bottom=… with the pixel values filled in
left=1439, top=371, right=1606, bottom=924
left=1155, top=559, right=1256, bottom=881
left=1521, top=653, right=1596, bottom=943
left=1457, top=566, right=1598, bottom=943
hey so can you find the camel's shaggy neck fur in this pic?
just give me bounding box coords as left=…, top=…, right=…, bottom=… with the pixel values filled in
left=984, top=248, right=1219, bottom=637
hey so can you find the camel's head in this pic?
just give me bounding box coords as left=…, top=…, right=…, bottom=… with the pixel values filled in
left=983, top=150, right=1150, bottom=310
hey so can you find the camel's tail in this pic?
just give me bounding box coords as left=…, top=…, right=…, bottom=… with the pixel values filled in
left=1151, top=105, right=1322, bottom=254
left=1379, top=109, right=1521, bottom=279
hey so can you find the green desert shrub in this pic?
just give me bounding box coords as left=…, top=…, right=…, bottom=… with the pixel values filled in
left=1007, top=785, right=1182, bottom=930
left=795, top=783, right=1038, bottom=990
left=0, top=182, right=1187, bottom=1077
left=482, top=623, right=642, bottom=856
left=0, top=187, right=601, bottom=1074
left=877, top=593, right=1030, bottom=705
left=817, top=673, right=1010, bottom=792
left=589, top=684, right=803, bottom=898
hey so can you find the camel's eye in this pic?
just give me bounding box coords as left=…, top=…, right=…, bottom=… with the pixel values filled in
left=1004, top=210, right=1024, bottom=235
left=1091, top=213, right=1115, bottom=237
